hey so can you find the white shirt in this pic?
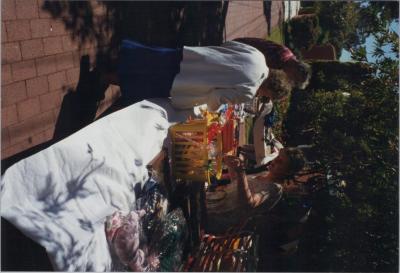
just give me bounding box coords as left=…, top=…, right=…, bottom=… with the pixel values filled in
left=253, top=100, right=273, bottom=165
left=253, top=100, right=283, bottom=166
left=170, top=41, right=269, bottom=111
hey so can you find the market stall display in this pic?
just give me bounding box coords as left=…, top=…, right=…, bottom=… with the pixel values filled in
left=170, top=106, right=240, bottom=184
left=170, top=111, right=222, bottom=184
left=1, top=98, right=262, bottom=272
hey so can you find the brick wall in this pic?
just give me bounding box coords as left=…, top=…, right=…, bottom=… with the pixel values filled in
left=270, top=1, right=285, bottom=29
left=225, top=1, right=268, bottom=41
left=1, top=0, right=120, bottom=160
left=224, top=0, right=284, bottom=41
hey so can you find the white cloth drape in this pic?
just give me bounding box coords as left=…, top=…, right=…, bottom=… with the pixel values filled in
left=1, top=98, right=191, bottom=271
left=170, top=41, right=269, bottom=111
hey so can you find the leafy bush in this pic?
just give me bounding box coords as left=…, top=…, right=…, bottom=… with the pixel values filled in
left=306, top=61, right=373, bottom=91
left=272, top=92, right=291, bottom=141
left=285, top=14, right=321, bottom=53
left=281, top=60, right=399, bottom=271
left=283, top=61, right=374, bottom=145
left=298, top=7, right=316, bottom=15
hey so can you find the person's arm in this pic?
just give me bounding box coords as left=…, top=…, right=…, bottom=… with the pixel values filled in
left=224, top=156, right=267, bottom=208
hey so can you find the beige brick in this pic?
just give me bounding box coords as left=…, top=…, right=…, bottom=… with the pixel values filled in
left=5, top=20, right=31, bottom=41
left=62, top=35, right=78, bottom=51
left=17, top=97, right=41, bottom=121
left=2, top=143, right=19, bottom=159
left=37, top=0, right=51, bottom=18
left=52, top=106, right=60, bottom=121
left=2, top=0, right=16, bottom=20
left=56, top=52, right=74, bottom=71
left=50, top=20, right=66, bottom=36
left=30, top=18, right=51, bottom=38
left=2, top=42, right=22, bottom=63
left=2, top=64, right=13, bottom=85
left=2, top=104, right=18, bottom=128
left=2, top=81, right=27, bottom=107
left=8, top=110, right=54, bottom=145
left=16, top=0, right=38, bottom=19
left=35, top=55, right=57, bottom=76
left=2, top=22, right=7, bottom=43
left=11, top=60, right=36, bottom=81
left=43, top=36, right=63, bottom=55
left=26, top=76, right=48, bottom=97
left=1, top=128, right=11, bottom=149
left=39, top=90, right=62, bottom=112
left=66, top=67, right=80, bottom=85
left=32, top=130, right=52, bottom=146
left=47, top=71, right=66, bottom=91
left=21, top=39, right=44, bottom=60
left=72, top=51, right=81, bottom=68
left=2, top=139, right=35, bottom=159
left=44, top=125, right=55, bottom=139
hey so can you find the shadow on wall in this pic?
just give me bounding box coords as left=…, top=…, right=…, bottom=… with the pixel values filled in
left=42, top=1, right=229, bottom=47
left=264, top=1, right=273, bottom=35
left=53, top=55, right=109, bottom=141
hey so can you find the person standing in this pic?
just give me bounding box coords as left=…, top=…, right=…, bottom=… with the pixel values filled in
left=117, top=39, right=271, bottom=112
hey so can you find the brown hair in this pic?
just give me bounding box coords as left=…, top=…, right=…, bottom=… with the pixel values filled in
left=260, top=69, right=293, bottom=100
left=285, top=59, right=311, bottom=90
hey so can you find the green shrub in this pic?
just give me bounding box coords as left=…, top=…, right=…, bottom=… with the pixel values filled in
left=306, top=60, right=374, bottom=91
left=280, top=60, right=399, bottom=271
left=298, top=7, right=316, bottom=15
left=285, top=14, right=321, bottom=53
left=282, top=61, right=374, bottom=146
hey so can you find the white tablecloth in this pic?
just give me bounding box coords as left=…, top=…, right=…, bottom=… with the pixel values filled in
left=1, top=98, right=191, bottom=271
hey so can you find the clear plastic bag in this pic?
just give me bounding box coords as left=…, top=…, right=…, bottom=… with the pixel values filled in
left=148, top=208, right=189, bottom=272
left=136, top=178, right=169, bottom=240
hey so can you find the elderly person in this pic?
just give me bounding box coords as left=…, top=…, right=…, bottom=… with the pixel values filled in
left=234, top=37, right=311, bottom=90
left=206, top=147, right=306, bottom=234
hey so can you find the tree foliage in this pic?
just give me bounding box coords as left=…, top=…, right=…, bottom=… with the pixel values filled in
left=303, top=1, right=399, bottom=59
left=285, top=14, right=321, bottom=53
left=280, top=2, right=399, bottom=270
left=315, top=1, right=360, bottom=56
left=283, top=60, right=398, bottom=271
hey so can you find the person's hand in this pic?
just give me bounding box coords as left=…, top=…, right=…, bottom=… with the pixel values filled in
left=223, top=155, right=241, bottom=167
left=223, top=155, right=245, bottom=174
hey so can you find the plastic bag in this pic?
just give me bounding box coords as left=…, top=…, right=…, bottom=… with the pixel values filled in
left=136, top=178, right=169, bottom=240
left=105, top=210, right=150, bottom=271
left=148, top=208, right=189, bottom=272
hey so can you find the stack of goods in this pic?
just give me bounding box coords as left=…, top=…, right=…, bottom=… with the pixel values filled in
left=170, top=106, right=241, bottom=184
left=170, top=113, right=223, bottom=184
left=182, top=232, right=259, bottom=272
left=219, top=106, right=238, bottom=155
